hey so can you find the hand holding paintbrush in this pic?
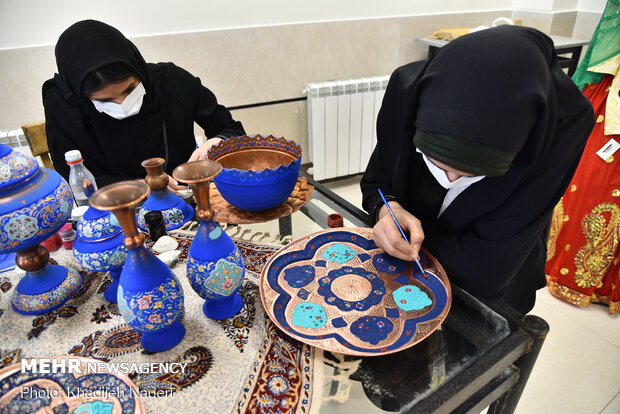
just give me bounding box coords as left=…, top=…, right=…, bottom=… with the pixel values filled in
left=375, top=189, right=426, bottom=274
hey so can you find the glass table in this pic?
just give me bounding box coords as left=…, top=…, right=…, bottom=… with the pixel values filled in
left=263, top=172, right=550, bottom=414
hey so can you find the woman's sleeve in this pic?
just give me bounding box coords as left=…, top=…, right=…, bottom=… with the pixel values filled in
left=360, top=68, right=404, bottom=220
left=168, top=64, right=245, bottom=139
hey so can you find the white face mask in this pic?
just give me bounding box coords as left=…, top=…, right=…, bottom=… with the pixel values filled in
left=417, top=148, right=485, bottom=189
left=91, top=82, right=146, bottom=120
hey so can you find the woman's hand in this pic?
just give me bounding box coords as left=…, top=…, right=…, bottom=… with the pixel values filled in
left=188, top=137, right=224, bottom=162
left=373, top=201, right=424, bottom=261
left=166, top=174, right=187, bottom=195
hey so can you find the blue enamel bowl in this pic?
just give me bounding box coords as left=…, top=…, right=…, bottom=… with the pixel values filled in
left=208, top=135, right=302, bottom=211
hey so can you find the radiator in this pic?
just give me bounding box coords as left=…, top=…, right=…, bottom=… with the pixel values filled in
left=306, top=76, right=389, bottom=181
left=0, top=128, right=31, bottom=157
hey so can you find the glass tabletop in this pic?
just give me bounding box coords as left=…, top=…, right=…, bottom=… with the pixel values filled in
left=234, top=174, right=515, bottom=412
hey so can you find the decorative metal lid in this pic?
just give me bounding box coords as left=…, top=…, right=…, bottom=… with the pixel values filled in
left=0, top=143, right=40, bottom=191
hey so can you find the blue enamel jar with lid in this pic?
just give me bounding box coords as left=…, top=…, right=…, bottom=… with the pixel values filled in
left=74, top=196, right=127, bottom=302
left=0, top=143, right=83, bottom=315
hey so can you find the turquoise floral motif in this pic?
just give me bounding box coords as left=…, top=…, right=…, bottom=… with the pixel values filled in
left=203, top=259, right=244, bottom=296
left=187, top=248, right=245, bottom=300
left=118, top=276, right=184, bottom=332
left=12, top=269, right=83, bottom=313
left=74, top=400, right=114, bottom=414
left=291, top=302, right=327, bottom=329
left=322, top=243, right=357, bottom=263
left=117, top=285, right=135, bottom=324
left=77, top=214, right=121, bottom=240
left=74, top=244, right=128, bottom=272
left=0, top=181, right=72, bottom=250
left=392, top=285, right=432, bottom=311
left=209, top=226, right=222, bottom=240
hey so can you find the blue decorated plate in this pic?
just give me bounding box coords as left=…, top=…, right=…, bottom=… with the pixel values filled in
left=0, top=356, right=145, bottom=413
left=260, top=228, right=451, bottom=356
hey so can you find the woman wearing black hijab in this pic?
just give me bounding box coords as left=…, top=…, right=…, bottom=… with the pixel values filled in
left=361, top=25, right=595, bottom=313
left=43, top=20, right=245, bottom=188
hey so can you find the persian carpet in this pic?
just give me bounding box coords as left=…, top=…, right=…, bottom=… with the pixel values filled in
left=0, top=229, right=324, bottom=413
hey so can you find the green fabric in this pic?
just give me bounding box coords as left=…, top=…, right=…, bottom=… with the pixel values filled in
left=413, top=129, right=517, bottom=177
left=572, top=0, right=620, bottom=90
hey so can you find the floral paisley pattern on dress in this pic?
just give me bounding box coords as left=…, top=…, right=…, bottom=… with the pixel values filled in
left=547, top=198, right=564, bottom=261
left=574, top=202, right=619, bottom=288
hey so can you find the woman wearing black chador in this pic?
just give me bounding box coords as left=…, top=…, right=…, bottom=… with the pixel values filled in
left=43, top=20, right=244, bottom=190
left=362, top=25, right=595, bottom=313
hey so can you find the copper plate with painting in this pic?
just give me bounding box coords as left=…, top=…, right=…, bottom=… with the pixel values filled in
left=260, top=227, right=452, bottom=356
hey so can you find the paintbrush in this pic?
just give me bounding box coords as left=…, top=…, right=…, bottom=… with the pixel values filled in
left=377, top=189, right=425, bottom=275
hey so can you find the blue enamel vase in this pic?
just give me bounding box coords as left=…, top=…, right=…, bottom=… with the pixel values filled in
left=0, top=143, right=82, bottom=315
left=90, top=180, right=185, bottom=352
left=137, top=158, right=194, bottom=231
left=173, top=160, right=245, bottom=320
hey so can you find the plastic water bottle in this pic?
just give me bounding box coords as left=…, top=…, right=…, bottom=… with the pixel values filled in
left=65, top=150, right=97, bottom=207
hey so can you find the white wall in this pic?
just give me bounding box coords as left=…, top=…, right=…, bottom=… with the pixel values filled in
left=578, top=0, right=608, bottom=12
left=0, top=0, right=514, bottom=50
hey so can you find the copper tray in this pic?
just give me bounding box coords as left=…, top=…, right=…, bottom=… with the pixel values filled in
left=210, top=176, right=313, bottom=224
left=260, top=227, right=452, bottom=356
left=0, top=355, right=145, bottom=413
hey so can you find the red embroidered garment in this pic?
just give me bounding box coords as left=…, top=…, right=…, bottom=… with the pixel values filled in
left=545, top=75, right=620, bottom=314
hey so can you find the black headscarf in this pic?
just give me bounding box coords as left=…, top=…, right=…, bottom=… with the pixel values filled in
left=361, top=26, right=595, bottom=312
left=43, top=20, right=244, bottom=186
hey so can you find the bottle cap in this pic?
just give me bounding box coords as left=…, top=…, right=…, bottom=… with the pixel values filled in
left=65, top=150, right=83, bottom=164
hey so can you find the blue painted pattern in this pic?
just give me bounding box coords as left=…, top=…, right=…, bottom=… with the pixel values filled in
left=283, top=265, right=315, bottom=288
left=350, top=316, right=394, bottom=345
left=317, top=266, right=385, bottom=312
left=117, top=274, right=184, bottom=332
left=372, top=253, right=408, bottom=274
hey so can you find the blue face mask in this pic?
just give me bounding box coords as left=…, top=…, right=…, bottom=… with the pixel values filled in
left=91, top=82, right=146, bottom=120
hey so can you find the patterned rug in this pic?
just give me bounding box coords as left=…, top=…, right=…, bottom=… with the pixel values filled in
left=0, top=229, right=323, bottom=414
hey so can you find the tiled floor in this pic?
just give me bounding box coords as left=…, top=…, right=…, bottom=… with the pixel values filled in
left=319, top=175, right=620, bottom=414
